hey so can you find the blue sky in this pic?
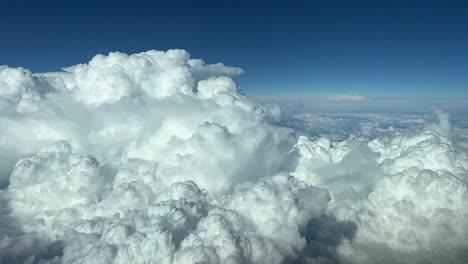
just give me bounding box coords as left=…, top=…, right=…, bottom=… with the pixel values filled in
left=1, top=0, right=468, bottom=96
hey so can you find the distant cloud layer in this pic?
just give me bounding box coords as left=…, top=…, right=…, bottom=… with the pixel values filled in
left=1, top=50, right=467, bottom=264
left=329, top=94, right=366, bottom=101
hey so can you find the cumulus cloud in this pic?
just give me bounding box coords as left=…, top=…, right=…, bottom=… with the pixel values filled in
left=1, top=49, right=468, bottom=264
left=292, top=111, right=468, bottom=263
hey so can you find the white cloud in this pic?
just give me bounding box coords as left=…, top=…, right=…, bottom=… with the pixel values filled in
left=1, top=49, right=467, bottom=264
left=292, top=111, right=468, bottom=263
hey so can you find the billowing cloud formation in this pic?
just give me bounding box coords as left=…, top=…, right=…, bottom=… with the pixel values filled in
left=292, top=111, right=468, bottom=263
left=1, top=50, right=467, bottom=264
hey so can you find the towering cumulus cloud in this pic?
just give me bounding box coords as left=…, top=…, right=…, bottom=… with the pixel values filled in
left=0, top=50, right=467, bottom=263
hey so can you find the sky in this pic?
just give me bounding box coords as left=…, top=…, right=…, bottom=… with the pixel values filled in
left=1, top=0, right=468, bottom=96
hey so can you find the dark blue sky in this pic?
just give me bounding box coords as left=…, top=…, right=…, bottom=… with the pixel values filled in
left=1, top=0, right=468, bottom=96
